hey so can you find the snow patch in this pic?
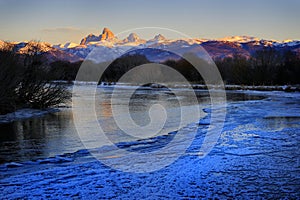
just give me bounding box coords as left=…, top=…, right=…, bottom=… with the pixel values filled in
left=0, top=108, right=59, bottom=124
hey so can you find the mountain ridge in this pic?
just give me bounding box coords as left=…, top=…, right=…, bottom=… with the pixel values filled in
left=1, top=28, right=300, bottom=63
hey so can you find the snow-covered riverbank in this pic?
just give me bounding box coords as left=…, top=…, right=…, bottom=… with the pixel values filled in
left=0, top=108, right=60, bottom=124
left=97, top=81, right=300, bottom=92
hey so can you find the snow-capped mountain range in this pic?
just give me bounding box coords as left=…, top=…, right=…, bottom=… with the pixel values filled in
left=1, top=28, right=300, bottom=63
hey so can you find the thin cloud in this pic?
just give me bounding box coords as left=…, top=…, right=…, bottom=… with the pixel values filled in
left=41, top=27, right=82, bottom=33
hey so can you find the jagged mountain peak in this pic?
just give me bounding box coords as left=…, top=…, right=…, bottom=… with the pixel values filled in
left=122, top=33, right=146, bottom=44
left=127, top=33, right=140, bottom=41
left=153, top=34, right=166, bottom=41
left=80, top=27, right=117, bottom=45
left=100, top=27, right=115, bottom=40
left=80, top=34, right=99, bottom=45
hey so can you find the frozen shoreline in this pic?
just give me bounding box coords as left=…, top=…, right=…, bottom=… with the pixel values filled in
left=1, top=82, right=299, bottom=124
left=96, top=81, right=300, bottom=92
left=0, top=108, right=60, bottom=124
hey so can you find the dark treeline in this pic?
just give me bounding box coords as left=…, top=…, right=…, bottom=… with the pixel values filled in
left=216, top=48, right=300, bottom=85
left=100, top=48, right=300, bottom=86
left=100, top=54, right=150, bottom=83
left=0, top=48, right=71, bottom=115
left=100, top=53, right=204, bottom=84
left=49, top=60, right=82, bottom=82
left=163, top=57, right=204, bottom=83
left=52, top=48, right=300, bottom=86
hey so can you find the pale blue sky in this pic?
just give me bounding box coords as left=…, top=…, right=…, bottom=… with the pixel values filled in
left=0, top=0, right=299, bottom=44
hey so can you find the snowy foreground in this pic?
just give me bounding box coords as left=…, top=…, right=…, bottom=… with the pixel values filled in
left=1, top=91, right=300, bottom=199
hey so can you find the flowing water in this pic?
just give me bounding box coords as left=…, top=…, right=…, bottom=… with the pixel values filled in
left=0, top=85, right=263, bottom=164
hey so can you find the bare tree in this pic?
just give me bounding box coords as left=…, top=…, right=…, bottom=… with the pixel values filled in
left=0, top=50, right=22, bottom=114
left=16, top=41, right=71, bottom=109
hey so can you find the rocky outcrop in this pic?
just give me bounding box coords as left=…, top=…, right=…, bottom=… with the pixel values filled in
left=80, top=28, right=116, bottom=45
left=99, top=27, right=115, bottom=40
left=80, top=34, right=100, bottom=45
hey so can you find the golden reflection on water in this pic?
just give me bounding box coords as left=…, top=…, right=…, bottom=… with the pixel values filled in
left=99, top=99, right=113, bottom=118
